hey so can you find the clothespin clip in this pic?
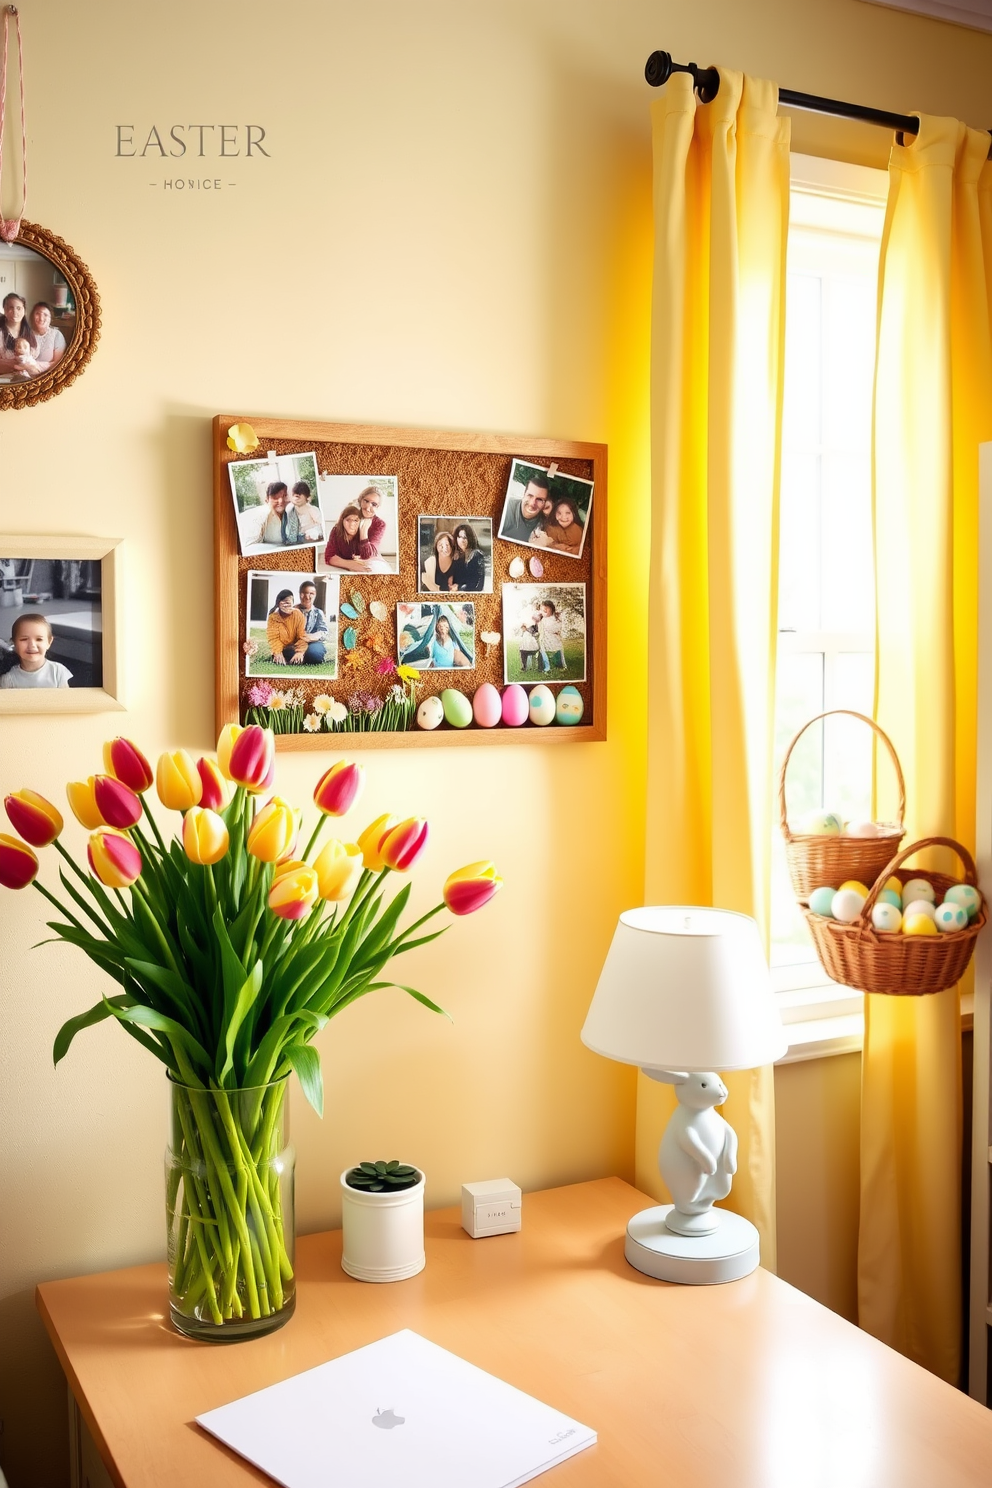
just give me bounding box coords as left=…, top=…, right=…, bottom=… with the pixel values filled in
left=547, top=462, right=559, bottom=480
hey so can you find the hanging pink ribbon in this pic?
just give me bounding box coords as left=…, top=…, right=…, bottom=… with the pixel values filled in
left=0, top=5, right=27, bottom=241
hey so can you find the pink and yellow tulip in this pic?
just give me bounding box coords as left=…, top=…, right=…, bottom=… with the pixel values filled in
left=380, top=817, right=429, bottom=872
left=87, top=829, right=142, bottom=888
left=443, top=861, right=503, bottom=916
left=313, top=761, right=364, bottom=817
left=93, top=774, right=142, bottom=830
left=246, top=797, right=298, bottom=863
left=102, top=737, right=154, bottom=794
left=314, top=839, right=364, bottom=901
left=182, top=807, right=230, bottom=866
left=0, top=833, right=39, bottom=889
left=66, top=777, right=105, bottom=830
left=196, top=756, right=233, bottom=812
left=268, top=861, right=318, bottom=920
left=228, top=725, right=275, bottom=793
left=156, top=751, right=202, bottom=812
left=4, top=789, right=63, bottom=848
left=356, top=813, right=397, bottom=871
left=216, top=723, right=244, bottom=782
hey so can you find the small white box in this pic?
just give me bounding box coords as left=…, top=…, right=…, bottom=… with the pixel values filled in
left=461, top=1178, right=522, bottom=1238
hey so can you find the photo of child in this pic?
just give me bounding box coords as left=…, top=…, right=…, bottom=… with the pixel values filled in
left=228, top=452, right=323, bottom=557
left=502, top=583, right=586, bottom=683
left=396, top=602, right=475, bottom=670
left=11, top=335, right=33, bottom=381
left=0, top=612, right=72, bottom=688
left=315, top=475, right=400, bottom=576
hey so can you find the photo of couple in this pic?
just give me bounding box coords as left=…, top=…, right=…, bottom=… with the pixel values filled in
left=244, top=572, right=339, bottom=679
left=229, top=452, right=324, bottom=557
left=396, top=601, right=476, bottom=670
left=418, top=517, right=493, bottom=594
left=502, top=583, right=586, bottom=684
left=315, top=475, right=399, bottom=577
left=497, top=458, right=593, bottom=560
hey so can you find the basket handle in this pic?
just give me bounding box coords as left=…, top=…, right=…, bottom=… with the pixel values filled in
left=777, top=709, right=906, bottom=843
left=859, top=835, right=979, bottom=925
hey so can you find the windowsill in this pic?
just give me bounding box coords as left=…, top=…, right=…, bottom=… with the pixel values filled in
left=772, top=958, right=974, bottom=1065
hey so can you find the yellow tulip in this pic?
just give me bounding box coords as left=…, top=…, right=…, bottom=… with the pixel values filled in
left=314, top=839, right=364, bottom=901
left=216, top=723, right=244, bottom=782
left=246, top=796, right=297, bottom=863
left=182, top=806, right=230, bottom=866
left=268, top=862, right=318, bottom=920
left=155, top=751, right=203, bottom=811
left=66, top=777, right=105, bottom=830
left=357, top=813, right=397, bottom=871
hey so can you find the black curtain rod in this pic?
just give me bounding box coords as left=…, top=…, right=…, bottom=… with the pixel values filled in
left=645, top=50, right=922, bottom=135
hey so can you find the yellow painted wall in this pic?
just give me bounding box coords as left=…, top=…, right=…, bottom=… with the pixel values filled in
left=2, top=2, right=992, bottom=1484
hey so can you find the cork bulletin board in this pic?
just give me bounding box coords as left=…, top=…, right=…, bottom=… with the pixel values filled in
left=213, top=415, right=607, bottom=749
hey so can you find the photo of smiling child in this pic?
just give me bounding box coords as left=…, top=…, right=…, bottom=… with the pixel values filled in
left=0, top=612, right=72, bottom=687
left=502, top=583, right=586, bottom=683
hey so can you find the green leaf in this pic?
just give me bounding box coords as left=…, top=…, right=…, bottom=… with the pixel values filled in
left=284, top=1042, right=323, bottom=1117
left=218, top=960, right=263, bottom=1084
left=53, top=994, right=134, bottom=1066
left=107, top=1002, right=211, bottom=1084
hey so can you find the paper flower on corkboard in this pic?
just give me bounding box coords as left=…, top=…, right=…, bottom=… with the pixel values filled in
left=227, top=422, right=260, bottom=454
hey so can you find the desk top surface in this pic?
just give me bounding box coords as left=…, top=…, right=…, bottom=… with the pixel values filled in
left=37, top=1177, right=992, bottom=1488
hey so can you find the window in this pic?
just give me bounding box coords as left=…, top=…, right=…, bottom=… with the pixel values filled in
left=771, top=157, right=887, bottom=1016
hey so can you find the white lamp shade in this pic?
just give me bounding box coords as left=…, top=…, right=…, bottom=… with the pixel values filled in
left=581, top=907, right=787, bottom=1072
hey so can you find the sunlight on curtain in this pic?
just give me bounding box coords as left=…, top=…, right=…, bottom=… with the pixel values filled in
left=865, top=115, right=992, bottom=1383
left=637, top=70, right=789, bottom=1267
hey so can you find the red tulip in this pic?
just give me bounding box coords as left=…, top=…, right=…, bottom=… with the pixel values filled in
left=0, top=833, right=39, bottom=889
left=4, top=789, right=63, bottom=847
left=102, top=737, right=154, bottom=794
left=380, top=817, right=429, bottom=872
left=228, top=725, right=276, bottom=792
left=93, top=775, right=142, bottom=830
left=313, top=761, right=365, bottom=817
left=196, top=756, right=233, bottom=811
left=443, top=861, right=503, bottom=916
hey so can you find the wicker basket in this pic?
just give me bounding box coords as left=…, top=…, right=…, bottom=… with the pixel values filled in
left=778, top=710, right=906, bottom=902
left=802, top=836, right=986, bottom=996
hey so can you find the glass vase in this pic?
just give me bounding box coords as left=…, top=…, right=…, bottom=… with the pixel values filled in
left=166, top=1077, right=295, bottom=1341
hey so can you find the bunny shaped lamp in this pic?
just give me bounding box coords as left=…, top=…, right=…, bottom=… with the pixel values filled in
left=581, top=907, right=787, bottom=1284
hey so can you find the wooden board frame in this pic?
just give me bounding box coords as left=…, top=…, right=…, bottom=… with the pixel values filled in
left=0, top=534, right=123, bottom=714
left=214, top=415, right=607, bottom=749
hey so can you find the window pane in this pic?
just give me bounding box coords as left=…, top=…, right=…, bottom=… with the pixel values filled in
left=774, top=651, right=824, bottom=822
left=821, top=454, right=874, bottom=633
left=778, top=448, right=821, bottom=632
left=783, top=273, right=821, bottom=449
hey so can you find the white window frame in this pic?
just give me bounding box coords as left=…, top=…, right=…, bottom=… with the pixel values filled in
left=774, top=155, right=887, bottom=1064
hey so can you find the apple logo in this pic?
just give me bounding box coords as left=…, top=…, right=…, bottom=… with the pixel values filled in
left=372, top=1408, right=405, bottom=1430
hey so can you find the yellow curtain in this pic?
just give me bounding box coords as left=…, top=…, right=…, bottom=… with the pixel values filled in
left=638, top=70, right=790, bottom=1268
left=865, top=116, right=992, bottom=1383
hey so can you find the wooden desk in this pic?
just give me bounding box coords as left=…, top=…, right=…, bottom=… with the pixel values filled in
left=37, top=1178, right=992, bottom=1487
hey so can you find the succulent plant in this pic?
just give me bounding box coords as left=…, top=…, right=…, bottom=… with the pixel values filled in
left=346, top=1160, right=420, bottom=1193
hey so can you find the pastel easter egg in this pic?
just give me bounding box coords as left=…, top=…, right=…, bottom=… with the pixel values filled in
left=508, top=556, right=526, bottom=579
left=808, top=886, right=836, bottom=917
left=901, top=877, right=935, bottom=905
left=416, top=695, right=444, bottom=731
left=556, top=685, right=584, bottom=726
left=871, top=902, right=902, bottom=933
left=879, top=889, right=902, bottom=909
left=934, top=902, right=968, bottom=933
left=528, top=684, right=556, bottom=726
left=839, top=880, right=869, bottom=897
left=342, top=626, right=358, bottom=650
left=529, top=555, right=544, bottom=578
left=944, top=884, right=982, bottom=920
left=800, top=810, right=843, bottom=836
left=845, top=820, right=881, bottom=837
left=501, top=683, right=529, bottom=727
left=883, top=877, right=903, bottom=895
left=369, top=600, right=388, bottom=622
left=441, top=688, right=473, bottom=728
left=903, top=899, right=935, bottom=922
left=904, top=913, right=938, bottom=937
left=472, top=682, right=502, bottom=728
left=831, top=888, right=865, bottom=923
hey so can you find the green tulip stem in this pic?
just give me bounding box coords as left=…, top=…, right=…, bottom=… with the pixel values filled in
left=303, top=814, right=327, bottom=862
left=54, top=837, right=98, bottom=890
left=141, top=797, right=170, bottom=858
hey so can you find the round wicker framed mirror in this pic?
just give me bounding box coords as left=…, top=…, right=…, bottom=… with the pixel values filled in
left=0, top=221, right=100, bottom=410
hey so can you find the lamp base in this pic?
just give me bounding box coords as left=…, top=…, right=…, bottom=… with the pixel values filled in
left=625, top=1205, right=760, bottom=1284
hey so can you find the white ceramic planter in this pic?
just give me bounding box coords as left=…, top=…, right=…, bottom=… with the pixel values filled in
left=340, top=1168, right=426, bottom=1282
